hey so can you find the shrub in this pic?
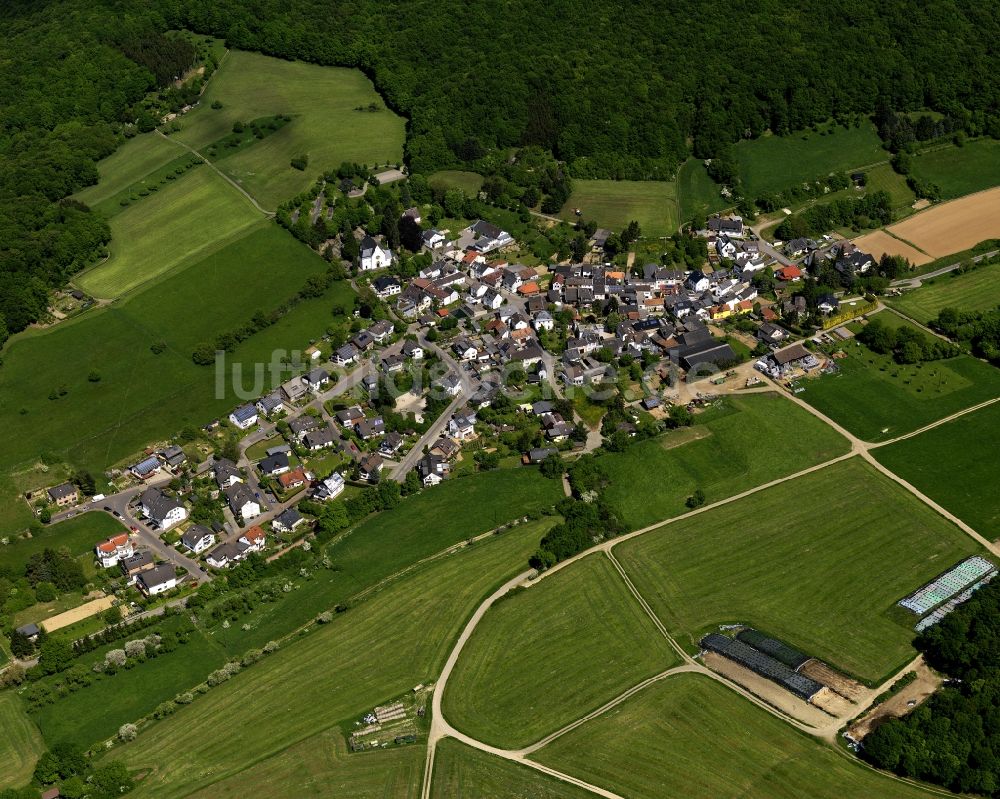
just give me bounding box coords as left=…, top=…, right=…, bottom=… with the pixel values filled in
left=118, top=723, right=138, bottom=742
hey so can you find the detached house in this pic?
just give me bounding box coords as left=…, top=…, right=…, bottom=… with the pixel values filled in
left=140, top=487, right=187, bottom=530
left=358, top=453, right=383, bottom=482
left=180, top=524, right=216, bottom=554
left=272, top=508, right=305, bottom=534
left=224, top=483, right=260, bottom=522
left=96, top=533, right=134, bottom=568
left=238, top=525, right=267, bottom=553
left=214, top=458, right=242, bottom=488
left=333, top=342, right=359, bottom=367
left=303, top=368, right=331, bottom=392
left=359, top=236, right=394, bottom=271
left=229, top=404, right=258, bottom=430
left=120, top=551, right=154, bottom=585
left=313, top=472, right=345, bottom=500
left=47, top=482, right=79, bottom=507
left=137, top=564, right=178, bottom=597
left=373, top=275, right=402, bottom=299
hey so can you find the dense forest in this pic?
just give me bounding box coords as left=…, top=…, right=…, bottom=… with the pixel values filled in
left=4, top=0, right=1000, bottom=340
left=864, top=580, right=1000, bottom=796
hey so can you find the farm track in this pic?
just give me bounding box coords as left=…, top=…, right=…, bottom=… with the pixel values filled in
left=420, top=377, right=1000, bottom=797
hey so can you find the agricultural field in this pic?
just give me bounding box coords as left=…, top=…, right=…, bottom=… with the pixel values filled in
left=614, top=458, right=982, bottom=682
left=874, top=401, right=1000, bottom=536
left=533, top=675, right=938, bottom=799
left=113, top=522, right=545, bottom=799
left=0, top=225, right=350, bottom=481
left=0, top=512, right=123, bottom=575
left=169, top=50, right=405, bottom=209
left=734, top=123, right=887, bottom=198
left=30, top=617, right=229, bottom=750
left=861, top=162, right=917, bottom=209
left=207, top=485, right=562, bottom=655
left=851, top=230, right=932, bottom=266
left=910, top=138, right=1000, bottom=200
left=74, top=134, right=183, bottom=209
left=676, top=158, right=728, bottom=225
left=800, top=315, right=1000, bottom=442
left=432, top=740, right=592, bottom=799
left=558, top=179, right=679, bottom=237
left=599, top=393, right=850, bottom=530
left=184, top=730, right=422, bottom=799
left=0, top=694, right=45, bottom=790
left=76, top=168, right=263, bottom=298
left=889, top=263, right=1000, bottom=324
left=443, top=554, right=679, bottom=748
left=888, top=185, right=1000, bottom=259
left=429, top=170, right=484, bottom=196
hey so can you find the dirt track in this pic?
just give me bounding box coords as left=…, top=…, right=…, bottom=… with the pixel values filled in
left=888, top=186, right=1000, bottom=258
left=848, top=657, right=941, bottom=740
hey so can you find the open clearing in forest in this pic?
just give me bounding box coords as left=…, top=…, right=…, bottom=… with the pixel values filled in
left=533, top=674, right=938, bottom=799
left=169, top=50, right=405, bottom=210
left=910, top=138, right=1000, bottom=200
left=0, top=693, right=45, bottom=790
left=112, top=523, right=544, bottom=799
left=558, top=179, right=679, bottom=237
left=887, top=186, right=1000, bottom=259
left=614, top=458, right=982, bottom=683
left=874, top=401, right=1000, bottom=537
left=76, top=167, right=262, bottom=298
left=432, top=739, right=592, bottom=799
left=889, top=262, right=1000, bottom=324
left=852, top=230, right=932, bottom=266
left=429, top=170, right=485, bottom=196
left=598, top=393, right=850, bottom=530
left=74, top=134, right=182, bottom=209
left=444, top=554, right=679, bottom=749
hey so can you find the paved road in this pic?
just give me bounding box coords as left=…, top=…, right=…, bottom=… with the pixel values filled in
left=890, top=249, right=999, bottom=289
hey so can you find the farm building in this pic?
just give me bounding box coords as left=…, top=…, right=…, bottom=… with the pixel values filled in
left=735, top=629, right=811, bottom=670
left=700, top=633, right=823, bottom=701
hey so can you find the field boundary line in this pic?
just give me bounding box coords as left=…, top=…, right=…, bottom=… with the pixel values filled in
left=605, top=551, right=688, bottom=661
left=883, top=228, right=931, bottom=257
left=870, top=395, right=1000, bottom=449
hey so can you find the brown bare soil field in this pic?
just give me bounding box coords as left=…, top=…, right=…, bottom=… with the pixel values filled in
left=847, top=657, right=941, bottom=740
left=702, top=652, right=832, bottom=728
left=888, top=186, right=1000, bottom=258
left=41, top=595, right=114, bottom=632
left=852, top=230, right=932, bottom=266
left=800, top=660, right=868, bottom=703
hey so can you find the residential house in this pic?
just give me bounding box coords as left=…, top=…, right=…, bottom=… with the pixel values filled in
left=465, top=220, right=514, bottom=253
left=239, top=525, right=267, bottom=552
left=259, top=452, right=290, bottom=477
left=402, top=340, right=424, bottom=360
left=120, top=551, right=154, bottom=584
left=355, top=417, right=385, bottom=440
left=96, top=533, right=134, bottom=568
left=448, top=411, right=477, bottom=440
left=686, top=270, right=711, bottom=292
left=332, top=342, right=360, bottom=367
left=224, top=483, right=260, bottom=521
left=418, top=453, right=449, bottom=486
left=706, top=216, right=744, bottom=237
left=229, top=404, right=258, bottom=430
left=313, top=472, right=345, bottom=500
left=206, top=541, right=250, bottom=569
left=373, top=275, right=402, bottom=299
left=358, top=453, right=383, bottom=482
left=256, top=390, right=285, bottom=417
left=533, top=311, right=555, bottom=332
left=379, top=431, right=404, bottom=456
left=281, top=376, right=309, bottom=403
left=288, top=415, right=321, bottom=441
left=303, top=368, right=331, bottom=392
left=776, top=265, right=803, bottom=282
left=435, top=372, right=463, bottom=397
left=277, top=468, right=307, bottom=492
left=359, top=236, right=394, bottom=271
left=336, top=406, right=365, bottom=426
left=214, top=458, right=242, bottom=488
left=140, top=487, right=187, bottom=530
left=159, top=445, right=186, bottom=468
left=817, top=294, right=840, bottom=314
left=368, top=320, right=395, bottom=344
left=272, top=508, right=305, bottom=534
left=422, top=229, right=446, bottom=250
left=130, top=455, right=162, bottom=481
left=179, top=524, right=216, bottom=554
left=303, top=426, right=338, bottom=451
left=47, top=482, right=78, bottom=507
left=137, top=564, right=178, bottom=596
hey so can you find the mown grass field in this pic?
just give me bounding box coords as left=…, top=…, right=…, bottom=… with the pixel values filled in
left=558, top=179, right=679, bottom=237
left=0, top=512, right=123, bottom=574
left=734, top=123, right=887, bottom=198
left=76, top=167, right=262, bottom=298
left=444, top=554, right=679, bottom=749
left=534, top=675, right=939, bottom=799
left=599, top=393, right=850, bottom=530
left=676, top=158, right=728, bottom=225
left=910, top=138, right=1000, bottom=200
left=799, top=321, right=1000, bottom=442
left=112, top=522, right=545, bottom=799
left=171, top=50, right=405, bottom=209
left=207, top=477, right=562, bottom=654
left=429, top=170, right=484, bottom=196
left=0, top=225, right=351, bottom=480
left=184, top=730, right=421, bottom=799
left=863, top=162, right=917, bottom=209
left=874, top=401, right=1000, bottom=537
left=74, top=134, right=182, bottom=208
left=0, top=693, right=45, bottom=790
left=614, top=458, right=981, bottom=682
left=889, top=263, right=1000, bottom=324
left=432, top=739, right=593, bottom=799
left=31, top=618, right=229, bottom=749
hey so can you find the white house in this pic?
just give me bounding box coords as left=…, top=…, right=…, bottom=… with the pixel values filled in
left=179, top=525, right=216, bottom=554
left=238, top=526, right=266, bottom=553
left=482, top=288, right=504, bottom=311
left=422, top=229, right=446, bottom=250
left=533, top=311, right=555, bottom=332
left=140, top=487, right=187, bottom=530
left=373, top=275, right=402, bottom=299
left=314, top=472, right=345, bottom=501
left=303, top=368, right=331, bottom=392
left=229, top=404, right=258, bottom=430
left=224, top=483, right=260, bottom=521
left=96, top=533, right=134, bottom=568
left=137, top=564, right=178, bottom=597
left=686, top=271, right=711, bottom=292
left=359, top=236, right=393, bottom=271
